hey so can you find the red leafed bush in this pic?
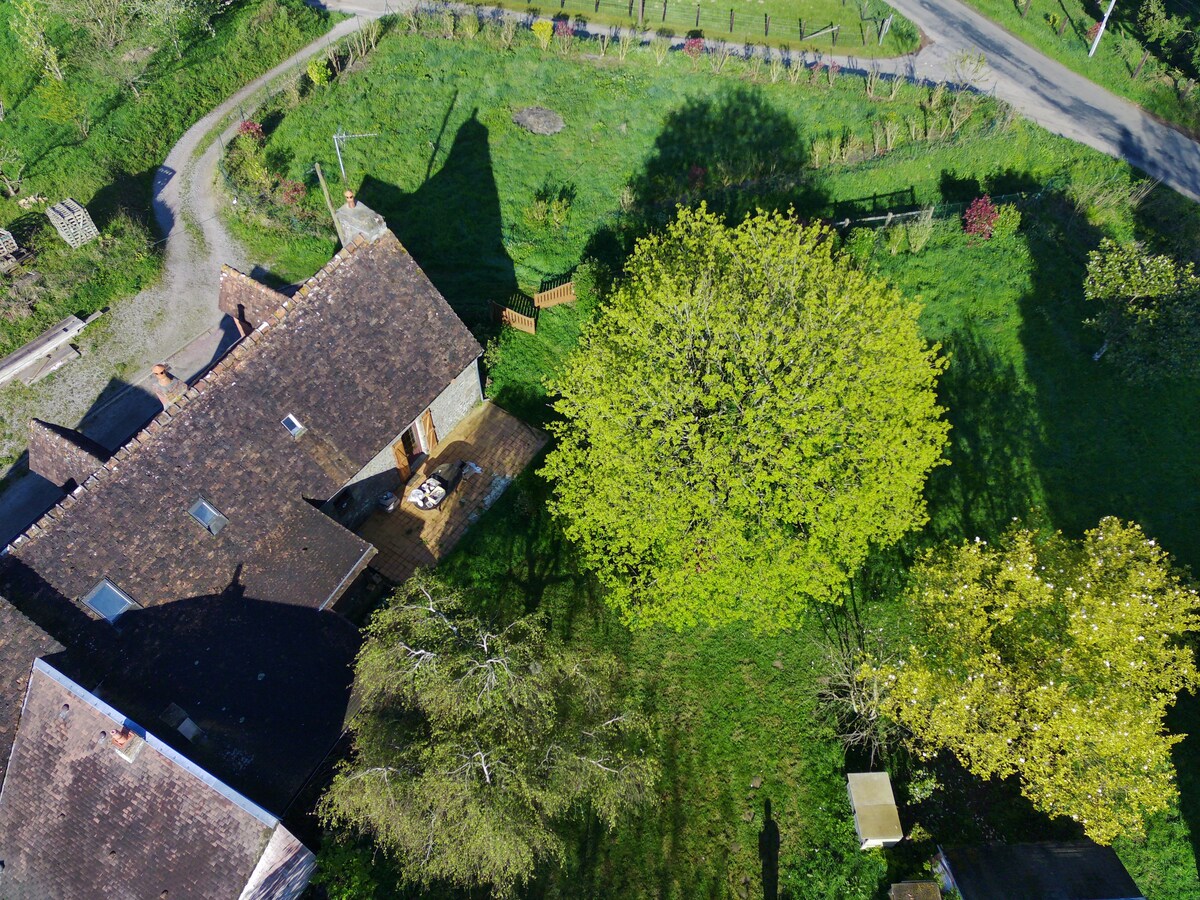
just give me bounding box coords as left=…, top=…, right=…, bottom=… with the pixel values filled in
left=1086, top=21, right=1102, bottom=42
left=236, top=120, right=265, bottom=143
left=554, top=18, right=572, bottom=36
left=275, top=177, right=306, bottom=206
left=684, top=37, right=704, bottom=58
left=964, top=194, right=999, bottom=240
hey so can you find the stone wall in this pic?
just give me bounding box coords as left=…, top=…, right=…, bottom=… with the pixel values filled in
left=428, top=359, right=482, bottom=444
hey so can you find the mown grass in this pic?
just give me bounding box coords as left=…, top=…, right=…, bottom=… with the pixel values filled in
left=0, top=0, right=335, bottom=357
left=958, top=0, right=1200, bottom=133
left=244, top=30, right=1200, bottom=898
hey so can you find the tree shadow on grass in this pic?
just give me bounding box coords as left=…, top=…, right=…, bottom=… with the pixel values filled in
left=922, top=325, right=1045, bottom=545
left=585, top=85, right=827, bottom=287
left=358, top=109, right=517, bottom=330
left=1017, top=195, right=1200, bottom=875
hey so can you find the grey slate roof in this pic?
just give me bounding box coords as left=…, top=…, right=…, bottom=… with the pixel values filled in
left=941, top=841, right=1145, bottom=900
left=0, top=660, right=314, bottom=899
left=6, top=230, right=482, bottom=614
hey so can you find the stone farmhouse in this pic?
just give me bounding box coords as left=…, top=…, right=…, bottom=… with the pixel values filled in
left=0, top=209, right=491, bottom=896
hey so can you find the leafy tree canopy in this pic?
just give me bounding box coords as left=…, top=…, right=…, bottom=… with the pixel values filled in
left=542, top=205, right=949, bottom=630
left=319, top=573, right=658, bottom=897
left=1084, top=237, right=1200, bottom=381
left=881, top=518, right=1200, bottom=844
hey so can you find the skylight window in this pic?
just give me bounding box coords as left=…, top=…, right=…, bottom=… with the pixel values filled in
left=83, top=579, right=140, bottom=624
left=281, top=414, right=306, bottom=438
left=188, top=497, right=228, bottom=535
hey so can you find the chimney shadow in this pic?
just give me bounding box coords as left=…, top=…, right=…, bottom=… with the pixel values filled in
left=358, top=108, right=518, bottom=328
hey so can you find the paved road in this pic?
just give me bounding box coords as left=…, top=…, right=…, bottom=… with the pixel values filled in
left=866, top=0, right=1200, bottom=201
left=0, top=14, right=379, bottom=544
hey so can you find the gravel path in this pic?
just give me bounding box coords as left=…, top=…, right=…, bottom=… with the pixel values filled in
left=0, top=14, right=381, bottom=541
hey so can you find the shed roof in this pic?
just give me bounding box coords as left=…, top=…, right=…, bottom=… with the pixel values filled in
left=0, top=660, right=314, bottom=899
left=847, top=772, right=904, bottom=843
left=940, top=841, right=1144, bottom=900
left=6, top=229, right=481, bottom=614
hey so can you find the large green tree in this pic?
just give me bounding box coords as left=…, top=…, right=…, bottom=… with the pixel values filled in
left=542, top=206, right=949, bottom=630
left=319, top=573, right=658, bottom=897
left=1084, top=238, right=1200, bottom=381
left=881, top=518, right=1200, bottom=843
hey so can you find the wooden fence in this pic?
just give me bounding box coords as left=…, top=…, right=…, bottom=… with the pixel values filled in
left=492, top=293, right=538, bottom=334
left=533, top=279, right=576, bottom=309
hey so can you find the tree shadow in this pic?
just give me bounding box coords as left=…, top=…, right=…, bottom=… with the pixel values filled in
left=585, top=85, right=827, bottom=285
left=922, top=325, right=1044, bottom=545
left=1016, top=195, right=1200, bottom=871
left=357, top=109, right=518, bottom=328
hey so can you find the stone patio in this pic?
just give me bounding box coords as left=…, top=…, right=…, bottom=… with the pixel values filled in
left=356, top=401, right=547, bottom=584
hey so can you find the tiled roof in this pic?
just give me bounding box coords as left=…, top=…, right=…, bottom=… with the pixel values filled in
left=6, top=230, right=482, bottom=614
left=0, top=660, right=313, bottom=899
left=0, top=597, right=62, bottom=783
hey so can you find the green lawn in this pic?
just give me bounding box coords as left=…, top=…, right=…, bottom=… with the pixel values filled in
left=0, top=0, right=336, bottom=358
left=956, top=0, right=1200, bottom=133
left=238, top=30, right=1200, bottom=898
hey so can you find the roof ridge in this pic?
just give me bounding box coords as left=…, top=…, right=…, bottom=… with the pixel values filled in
left=5, top=235, right=380, bottom=555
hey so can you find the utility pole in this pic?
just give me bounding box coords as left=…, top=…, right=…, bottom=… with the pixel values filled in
left=314, top=161, right=346, bottom=246
left=331, top=127, right=380, bottom=181
left=1089, top=0, right=1117, bottom=57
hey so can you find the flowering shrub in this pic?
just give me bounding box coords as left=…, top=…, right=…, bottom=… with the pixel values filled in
left=827, top=61, right=841, bottom=85
left=963, top=194, right=998, bottom=240
left=683, top=37, right=704, bottom=58
left=274, top=177, right=306, bottom=206
left=531, top=19, right=553, bottom=50
left=1086, top=21, right=1102, bottom=43
left=236, top=120, right=265, bottom=143
left=554, top=18, right=572, bottom=37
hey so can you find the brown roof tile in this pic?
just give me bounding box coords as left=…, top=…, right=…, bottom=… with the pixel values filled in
left=8, top=230, right=480, bottom=613
left=0, top=661, right=314, bottom=899
left=0, top=598, right=62, bottom=783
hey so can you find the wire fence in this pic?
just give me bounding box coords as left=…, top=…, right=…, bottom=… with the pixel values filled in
left=463, top=0, right=913, bottom=50
left=829, top=175, right=1069, bottom=229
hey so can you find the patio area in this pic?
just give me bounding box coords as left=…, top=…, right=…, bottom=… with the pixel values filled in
left=356, top=401, right=547, bottom=584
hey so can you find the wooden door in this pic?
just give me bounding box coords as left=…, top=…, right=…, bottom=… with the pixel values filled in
left=420, top=409, right=438, bottom=453
left=391, top=439, right=411, bottom=482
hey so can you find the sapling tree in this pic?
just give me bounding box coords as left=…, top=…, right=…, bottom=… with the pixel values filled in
left=13, top=0, right=65, bottom=81
left=879, top=518, right=1200, bottom=844
left=0, top=144, right=25, bottom=198
left=543, top=206, right=949, bottom=631
left=320, top=573, right=658, bottom=897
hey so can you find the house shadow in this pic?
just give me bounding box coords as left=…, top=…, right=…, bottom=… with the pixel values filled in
left=586, top=85, right=827, bottom=287
left=357, top=108, right=517, bottom=328
left=0, top=557, right=360, bottom=819
left=759, top=799, right=780, bottom=900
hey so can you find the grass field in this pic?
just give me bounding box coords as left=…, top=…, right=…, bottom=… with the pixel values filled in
left=0, top=0, right=335, bottom=358
left=956, top=0, right=1200, bottom=133
left=235, top=29, right=1200, bottom=898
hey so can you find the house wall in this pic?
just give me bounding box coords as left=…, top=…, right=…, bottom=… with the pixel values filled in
left=428, top=358, right=483, bottom=443
left=321, top=359, right=481, bottom=531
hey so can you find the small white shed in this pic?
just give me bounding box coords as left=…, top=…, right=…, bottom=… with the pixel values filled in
left=847, top=772, right=904, bottom=850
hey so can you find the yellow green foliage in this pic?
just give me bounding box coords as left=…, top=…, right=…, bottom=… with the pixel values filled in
left=542, top=206, right=949, bottom=631
left=882, top=518, right=1200, bottom=844
left=531, top=19, right=553, bottom=50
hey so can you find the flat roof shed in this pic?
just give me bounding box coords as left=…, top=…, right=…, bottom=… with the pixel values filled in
left=847, top=772, right=904, bottom=849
